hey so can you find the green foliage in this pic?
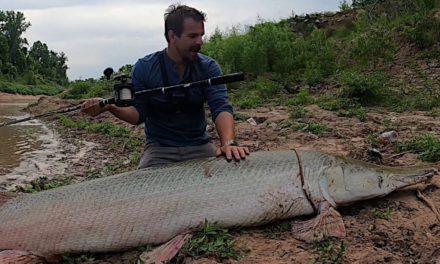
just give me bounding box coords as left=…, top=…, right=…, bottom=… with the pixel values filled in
left=317, top=97, right=359, bottom=111
left=367, top=133, right=380, bottom=148
left=63, top=81, right=92, bottom=99
left=397, top=133, right=440, bottom=162
left=254, top=76, right=284, bottom=98
left=405, top=14, right=440, bottom=49
left=372, top=207, right=393, bottom=220
left=351, top=20, right=396, bottom=66
left=294, top=121, right=333, bottom=134
left=287, top=88, right=313, bottom=106
left=233, top=112, right=251, bottom=121
left=0, top=79, right=64, bottom=95
left=0, top=10, right=68, bottom=87
left=15, top=176, right=72, bottom=193
left=337, top=106, right=368, bottom=121
left=203, top=20, right=335, bottom=84
left=294, top=30, right=337, bottom=85
left=339, top=0, right=352, bottom=12
left=314, top=237, right=347, bottom=264
left=339, top=71, right=388, bottom=105
left=289, top=106, right=309, bottom=119
left=58, top=115, right=132, bottom=138
left=179, top=220, right=245, bottom=261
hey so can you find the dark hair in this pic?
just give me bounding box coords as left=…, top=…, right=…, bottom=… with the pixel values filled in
left=164, top=4, right=206, bottom=42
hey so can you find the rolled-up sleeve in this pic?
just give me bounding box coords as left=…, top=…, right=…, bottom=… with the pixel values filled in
left=205, top=60, right=233, bottom=122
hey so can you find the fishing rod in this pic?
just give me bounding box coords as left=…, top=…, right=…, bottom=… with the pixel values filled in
left=0, top=69, right=245, bottom=128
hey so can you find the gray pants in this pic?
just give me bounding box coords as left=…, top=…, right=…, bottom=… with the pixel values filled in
left=138, top=142, right=217, bottom=169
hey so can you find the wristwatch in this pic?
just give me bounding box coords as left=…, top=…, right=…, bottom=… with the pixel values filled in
left=224, top=139, right=239, bottom=147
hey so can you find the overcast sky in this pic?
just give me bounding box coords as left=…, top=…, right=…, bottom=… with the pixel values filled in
left=1, top=1, right=346, bottom=80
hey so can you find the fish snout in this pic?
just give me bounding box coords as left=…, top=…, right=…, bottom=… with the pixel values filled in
left=392, top=167, right=437, bottom=185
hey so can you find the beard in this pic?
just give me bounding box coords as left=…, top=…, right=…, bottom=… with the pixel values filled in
left=177, top=45, right=200, bottom=63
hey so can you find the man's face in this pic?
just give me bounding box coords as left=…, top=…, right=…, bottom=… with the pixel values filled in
left=173, top=17, right=204, bottom=63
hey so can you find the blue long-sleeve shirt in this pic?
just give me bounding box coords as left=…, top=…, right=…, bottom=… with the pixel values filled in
left=131, top=50, right=233, bottom=147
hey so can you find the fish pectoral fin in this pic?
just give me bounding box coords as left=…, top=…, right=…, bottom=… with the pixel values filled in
left=291, top=203, right=346, bottom=243
left=139, top=232, right=193, bottom=264
left=0, top=250, right=47, bottom=264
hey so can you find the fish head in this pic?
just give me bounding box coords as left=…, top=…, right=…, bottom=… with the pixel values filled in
left=323, top=157, right=437, bottom=206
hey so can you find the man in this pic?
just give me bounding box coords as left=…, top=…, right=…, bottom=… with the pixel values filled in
left=81, top=4, right=249, bottom=168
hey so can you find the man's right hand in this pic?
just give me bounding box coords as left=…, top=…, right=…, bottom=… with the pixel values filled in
left=79, top=98, right=106, bottom=117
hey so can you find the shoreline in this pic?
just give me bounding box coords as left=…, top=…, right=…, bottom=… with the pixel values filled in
left=0, top=92, right=41, bottom=102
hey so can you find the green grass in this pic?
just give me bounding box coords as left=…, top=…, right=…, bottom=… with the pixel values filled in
left=58, top=115, right=133, bottom=138
left=372, top=207, right=393, bottom=220
left=397, top=133, right=440, bottom=162
left=178, top=220, right=245, bottom=261
left=314, top=237, right=347, bottom=264
left=337, top=106, right=368, bottom=121
left=0, top=79, right=64, bottom=96
left=289, top=106, right=309, bottom=119
left=15, top=176, right=72, bottom=193
left=295, top=121, right=333, bottom=134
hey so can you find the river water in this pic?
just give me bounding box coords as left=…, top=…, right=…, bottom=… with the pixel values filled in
left=0, top=101, right=68, bottom=190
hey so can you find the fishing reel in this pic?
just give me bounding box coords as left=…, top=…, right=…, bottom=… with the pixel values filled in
left=103, top=67, right=134, bottom=107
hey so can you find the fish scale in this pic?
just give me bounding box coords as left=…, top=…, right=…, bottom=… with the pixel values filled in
left=0, top=150, right=436, bottom=261
left=0, top=151, right=310, bottom=257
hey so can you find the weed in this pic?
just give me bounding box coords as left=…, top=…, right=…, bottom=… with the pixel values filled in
left=367, top=133, right=380, bottom=148
left=317, top=97, right=357, bottom=111
left=255, top=76, right=284, bottom=98
left=372, top=207, right=393, bottom=220
left=295, top=121, right=332, bottom=134
left=61, top=253, right=96, bottom=264
left=233, top=112, right=251, bottom=121
left=178, top=220, right=245, bottom=261
left=279, top=120, right=295, bottom=129
left=314, top=237, right=347, bottom=264
left=337, top=106, right=368, bottom=121
left=397, top=133, right=440, bottom=162
left=15, top=176, right=72, bottom=193
left=339, top=71, right=388, bottom=105
left=289, top=106, right=309, bottom=119
left=231, top=93, right=263, bottom=109
left=339, top=0, right=352, bottom=12
left=287, top=87, right=313, bottom=106
left=58, top=115, right=132, bottom=138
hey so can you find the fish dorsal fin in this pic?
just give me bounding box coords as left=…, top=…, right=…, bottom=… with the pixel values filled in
left=0, top=191, right=18, bottom=207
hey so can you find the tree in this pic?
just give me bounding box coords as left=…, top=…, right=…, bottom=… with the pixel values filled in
left=0, top=11, right=31, bottom=73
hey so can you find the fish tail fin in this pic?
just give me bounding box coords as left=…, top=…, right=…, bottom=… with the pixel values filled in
left=139, top=232, right=193, bottom=264
left=291, top=202, right=346, bottom=243
left=0, top=250, right=46, bottom=264
left=0, top=192, right=18, bottom=207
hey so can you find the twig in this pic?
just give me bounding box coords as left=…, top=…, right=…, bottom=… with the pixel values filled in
left=416, top=189, right=440, bottom=223
left=387, top=150, right=413, bottom=159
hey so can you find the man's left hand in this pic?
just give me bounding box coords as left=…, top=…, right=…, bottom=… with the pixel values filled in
left=215, top=145, right=249, bottom=161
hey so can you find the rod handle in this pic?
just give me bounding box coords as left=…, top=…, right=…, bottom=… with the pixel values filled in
left=210, top=72, right=244, bottom=86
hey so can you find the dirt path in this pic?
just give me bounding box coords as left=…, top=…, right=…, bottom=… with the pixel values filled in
left=17, top=98, right=440, bottom=263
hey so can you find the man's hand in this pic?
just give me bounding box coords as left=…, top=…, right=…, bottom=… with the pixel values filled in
left=79, top=98, right=106, bottom=117
left=215, top=145, right=249, bottom=161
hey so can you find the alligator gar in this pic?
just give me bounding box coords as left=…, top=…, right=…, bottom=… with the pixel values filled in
left=0, top=150, right=436, bottom=263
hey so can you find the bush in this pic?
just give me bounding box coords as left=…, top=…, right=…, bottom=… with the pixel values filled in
left=254, top=76, right=284, bottom=98
left=339, top=71, right=388, bottom=105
